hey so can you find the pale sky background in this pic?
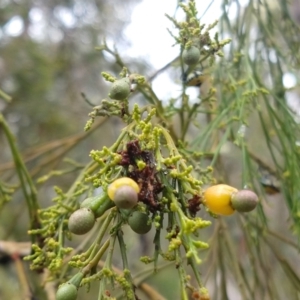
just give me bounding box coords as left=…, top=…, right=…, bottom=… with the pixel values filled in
left=2, top=0, right=297, bottom=108
left=125, top=0, right=222, bottom=68
left=124, top=0, right=296, bottom=101
left=124, top=0, right=223, bottom=101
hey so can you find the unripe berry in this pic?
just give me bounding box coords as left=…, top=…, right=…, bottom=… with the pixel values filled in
left=68, top=208, right=95, bottom=235
left=182, top=46, right=200, bottom=65
left=107, top=177, right=140, bottom=209
left=128, top=211, right=152, bottom=234
left=113, top=185, right=138, bottom=209
left=56, top=282, right=77, bottom=300
left=109, top=78, right=131, bottom=100
left=231, top=190, right=258, bottom=212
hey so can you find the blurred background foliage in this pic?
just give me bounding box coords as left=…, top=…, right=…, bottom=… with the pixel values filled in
left=0, top=0, right=146, bottom=147
left=0, top=0, right=300, bottom=299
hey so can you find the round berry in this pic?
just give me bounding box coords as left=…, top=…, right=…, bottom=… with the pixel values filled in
left=204, top=184, right=238, bottom=216
left=113, top=185, right=138, bottom=209
left=56, top=282, right=77, bottom=300
left=182, top=46, right=200, bottom=66
left=231, top=190, right=258, bottom=212
left=107, top=177, right=140, bottom=201
left=108, top=78, right=131, bottom=100
left=68, top=208, right=95, bottom=235
left=128, top=211, right=152, bottom=234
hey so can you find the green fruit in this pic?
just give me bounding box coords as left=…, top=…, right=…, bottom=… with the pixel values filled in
left=113, top=185, right=138, bottom=209
left=230, top=190, right=258, bottom=212
left=109, top=78, right=131, bottom=100
left=56, top=282, right=77, bottom=300
left=182, top=46, right=200, bottom=65
left=68, top=272, right=84, bottom=287
left=80, top=194, right=115, bottom=218
left=128, top=211, right=152, bottom=234
left=68, top=208, right=95, bottom=235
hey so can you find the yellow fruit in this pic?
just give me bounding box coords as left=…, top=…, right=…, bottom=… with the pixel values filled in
left=204, top=184, right=238, bottom=216
left=107, top=177, right=140, bottom=201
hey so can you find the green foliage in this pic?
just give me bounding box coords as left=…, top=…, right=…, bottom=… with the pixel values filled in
left=1, top=0, right=300, bottom=300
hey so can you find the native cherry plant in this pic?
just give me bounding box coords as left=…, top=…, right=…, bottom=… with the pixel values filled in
left=24, top=2, right=258, bottom=300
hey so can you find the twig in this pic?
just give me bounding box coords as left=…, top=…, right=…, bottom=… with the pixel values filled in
left=0, top=114, right=41, bottom=244
left=42, top=270, right=56, bottom=300
left=0, top=88, right=12, bottom=103
left=0, top=117, right=108, bottom=173
left=148, top=56, right=179, bottom=82
left=0, top=240, right=31, bottom=257
left=12, top=253, right=32, bottom=300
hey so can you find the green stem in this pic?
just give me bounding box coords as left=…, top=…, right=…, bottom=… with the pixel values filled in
left=175, top=248, right=189, bottom=300
left=0, top=114, right=40, bottom=243
left=0, top=88, right=12, bottom=102
left=57, top=218, right=65, bottom=258
left=153, top=227, right=162, bottom=271
left=98, top=232, right=118, bottom=299
left=117, top=230, right=130, bottom=270
left=221, top=219, right=248, bottom=299
left=218, top=233, right=229, bottom=300
left=88, top=208, right=116, bottom=262
left=82, top=238, right=110, bottom=275
left=189, top=256, right=204, bottom=288
left=117, top=229, right=136, bottom=299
